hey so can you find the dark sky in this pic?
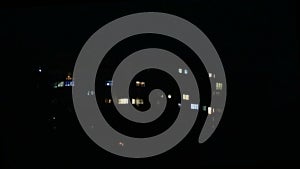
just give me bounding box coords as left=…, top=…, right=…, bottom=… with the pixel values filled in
left=1, top=0, right=299, bottom=168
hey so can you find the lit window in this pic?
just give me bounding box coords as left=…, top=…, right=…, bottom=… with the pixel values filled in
left=136, top=81, right=145, bottom=87
left=105, top=80, right=113, bottom=86
left=87, top=90, right=95, bottom=96
left=65, top=81, right=73, bottom=87
left=66, top=75, right=72, bottom=80
left=105, top=98, right=112, bottom=104
left=136, top=81, right=140, bottom=86
left=136, top=99, right=144, bottom=105
left=208, top=107, right=212, bottom=115
left=202, top=106, right=207, bottom=111
left=178, top=68, right=183, bottom=74
left=118, top=141, right=124, bottom=147
left=209, top=73, right=212, bottom=78
left=58, top=81, right=64, bottom=87
left=168, top=94, right=172, bottom=99
left=131, top=99, right=136, bottom=104
left=216, top=82, right=223, bottom=90
left=184, top=69, right=188, bottom=74
left=118, top=98, right=129, bottom=104
left=191, top=104, right=199, bottom=110
left=183, top=94, right=190, bottom=100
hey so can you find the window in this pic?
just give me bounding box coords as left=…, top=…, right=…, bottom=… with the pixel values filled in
left=191, top=104, right=199, bottom=110
left=87, top=90, right=95, bottom=96
left=105, top=98, right=112, bottom=104
left=183, top=94, right=190, bottom=100
left=57, top=81, right=64, bottom=87
left=136, top=99, right=144, bottom=105
left=178, top=68, right=183, bottom=74
left=118, top=98, right=129, bottom=104
left=184, top=69, right=188, bottom=74
left=208, top=107, right=212, bottom=114
left=136, top=81, right=145, bottom=87
left=216, top=82, right=223, bottom=90
left=208, top=107, right=214, bottom=115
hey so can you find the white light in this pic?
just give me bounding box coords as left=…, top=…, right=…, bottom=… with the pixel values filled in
left=38, top=68, right=42, bottom=72
left=58, top=81, right=64, bottom=87
left=209, top=73, right=212, bottom=77
left=208, top=107, right=212, bottom=115
left=132, top=99, right=136, bottom=104
left=168, top=94, right=172, bottom=99
left=118, top=141, right=124, bottom=147
left=105, top=80, right=113, bottom=86
left=178, top=68, right=182, bottom=74
left=191, top=104, right=199, bottom=110
left=184, top=69, right=188, bottom=74
left=87, top=90, right=94, bottom=96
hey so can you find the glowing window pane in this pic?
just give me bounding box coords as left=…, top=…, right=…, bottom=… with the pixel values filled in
left=58, top=81, right=64, bottom=87
left=191, top=104, right=199, bottom=110
left=132, top=99, right=136, bottom=104
left=208, top=107, right=212, bottom=115
left=118, top=98, right=128, bottom=104
left=216, top=82, right=223, bottom=90
left=184, top=69, right=188, bottom=74
left=183, top=94, right=190, bottom=100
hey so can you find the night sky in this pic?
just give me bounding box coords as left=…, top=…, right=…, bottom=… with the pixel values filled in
left=1, top=0, right=299, bottom=168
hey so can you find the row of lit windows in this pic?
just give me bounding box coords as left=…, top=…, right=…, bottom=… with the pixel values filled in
left=87, top=90, right=95, bottom=96
left=135, top=81, right=145, bottom=87
left=178, top=68, right=188, bottom=74
left=53, top=80, right=74, bottom=88
left=118, top=98, right=129, bottom=104
left=104, top=98, right=145, bottom=105
left=132, top=98, right=144, bottom=105
left=209, top=73, right=216, bottom=78
left=105, top=80, right=145, bottom=87
left=191, top=104, right=199, bottom=110
left=202, top=106, right=223, bottom=115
